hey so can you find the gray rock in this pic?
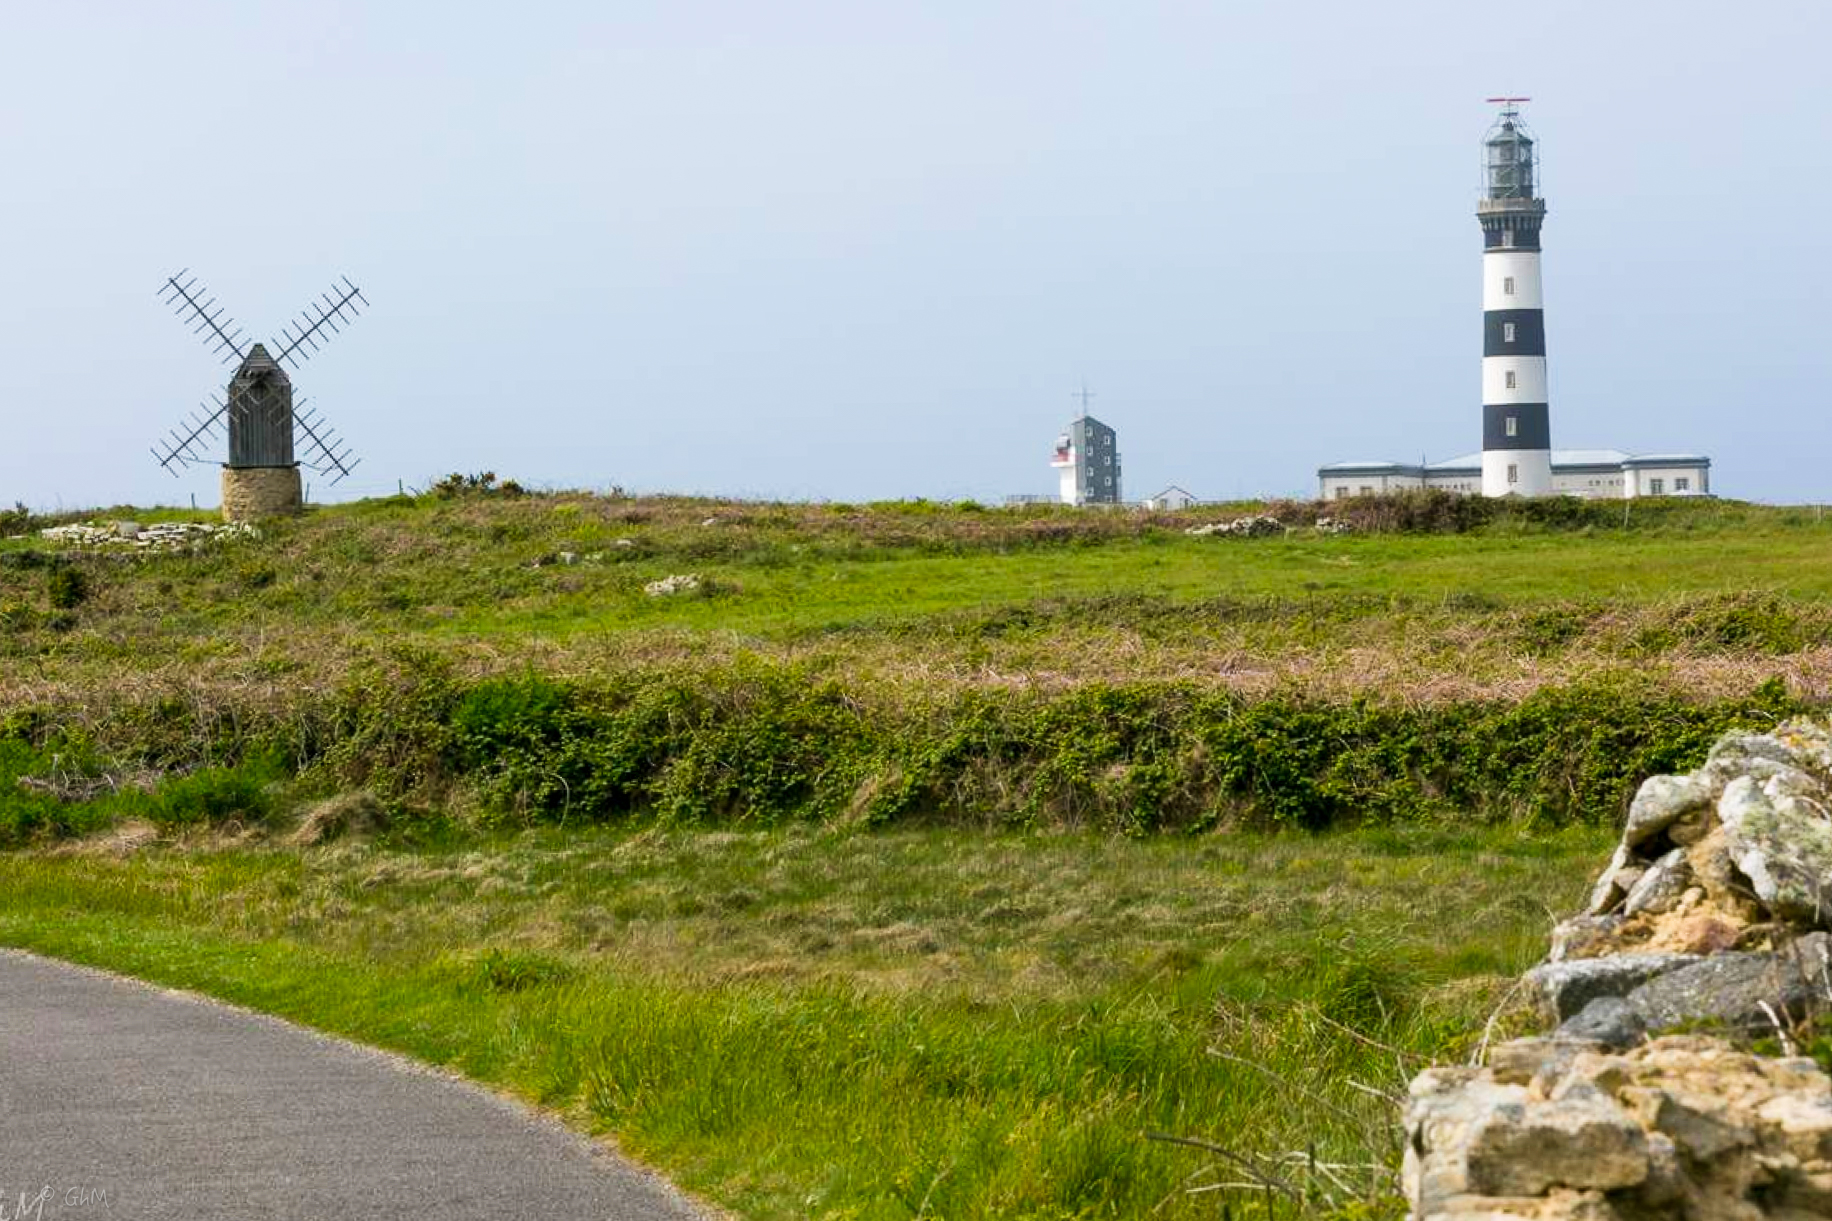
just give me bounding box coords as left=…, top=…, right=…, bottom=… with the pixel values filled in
left=1585, top=843, right=1636, bottom=916
left=1777, top=721, right=1832, bottom=777
left=1617, top=1086, right=1752, bottom=1162
left=1704, top=734, right=1814, bottom=793
left=1404, top=1070, right=1648, bottom=1207
left=1549, top=914, right=1624, bottom=964
left=1487, top=1036, right=1607, bottom=1087
left=1624, top=773, right=1716, bottom=851
left=1556, top=996, right=1646, bottom=1049
left=1709, top=731, right=1802, bottom=772
left=1625, top=936, right=1832, bottom=1037
left=1719, top=775, right=1832, bottom=928
left=1621, top=847, right=1691, bottom=918
left=1523, top=953, right=1701, bottom=1023
left=1404, top=1067, right=1521, bottom=1208
left=1637, top=1132, right=1684, bottom=1208
left=1462, top=1082, right=1649, bottom=1197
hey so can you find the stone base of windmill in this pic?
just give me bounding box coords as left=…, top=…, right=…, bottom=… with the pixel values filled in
left=220, top=466, right=303, bottom=522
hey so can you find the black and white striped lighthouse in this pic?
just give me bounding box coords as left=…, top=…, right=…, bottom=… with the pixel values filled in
left=1478, top=100, right=1551, bottom=497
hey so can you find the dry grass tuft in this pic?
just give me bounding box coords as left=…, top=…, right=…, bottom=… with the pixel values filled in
left=54, top=817, right=161, bottom=858
left=288, top=792, right=386, bottom=847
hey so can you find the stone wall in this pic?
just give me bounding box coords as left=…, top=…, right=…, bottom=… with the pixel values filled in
left=1404, top=719, right=1832, bottom=1220
left=220, top=466, right=302, bottom=522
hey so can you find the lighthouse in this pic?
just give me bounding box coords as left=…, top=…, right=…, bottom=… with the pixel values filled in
left=1478, top=99, right=1551, bottom=497
left=1315, top=102, right=1713, bottom=502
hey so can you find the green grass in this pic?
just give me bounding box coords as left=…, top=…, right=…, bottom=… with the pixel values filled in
left=0, top=490, right=1818, bottom=1214
left=0, top=824, right=1607, bottom=1219
left=9, top=494, right=1832, bottom=696
left=4, top=493, right=1832, bottom=778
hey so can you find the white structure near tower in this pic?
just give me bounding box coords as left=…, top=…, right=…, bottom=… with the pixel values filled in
left=1316, top=101, right=1710, bottom=501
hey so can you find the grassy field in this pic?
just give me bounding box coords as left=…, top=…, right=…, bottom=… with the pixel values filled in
left=0, top=489, right=1818, bottom=1216
left=0, top=824, right=1607, bottom=1219
left=6, top=493, right=1832, bottom=717
left=1, top=490, right=1821, bottom=837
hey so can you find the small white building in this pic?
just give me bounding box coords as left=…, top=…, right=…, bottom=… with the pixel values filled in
left=1145, top=485, right=1197, bottom=511
left=1317, top=450, right=1710, bottom=501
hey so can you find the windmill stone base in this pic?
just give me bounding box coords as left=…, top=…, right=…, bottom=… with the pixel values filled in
left=220, top=466, right=302, bottom=522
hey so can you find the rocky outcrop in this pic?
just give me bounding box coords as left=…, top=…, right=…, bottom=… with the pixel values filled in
left=644, top=573, right=703, bottom=597
left=40, top=520, right=257, bottom=551
left=1406, top=719, right=1832, bottom=1220
left=1185, top=515, right=1286, bottom=538
left=1407, top=1037, right=1832, bottom=1220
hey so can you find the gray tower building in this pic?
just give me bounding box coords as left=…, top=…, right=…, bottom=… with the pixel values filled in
left=1052, top=414, right=1122, bottom=505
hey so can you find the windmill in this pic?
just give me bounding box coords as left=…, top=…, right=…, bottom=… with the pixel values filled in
left=154, top=271, right=367, bottom=520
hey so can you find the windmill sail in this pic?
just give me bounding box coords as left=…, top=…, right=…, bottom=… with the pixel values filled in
left=153, top=270, right=367, bottom=482
left=160, top=271, right=248, bottom=364
left=271, top=278, right=368, bottom=369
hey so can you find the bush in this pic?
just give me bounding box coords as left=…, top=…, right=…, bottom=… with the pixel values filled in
left=150, top=759, right=279, bottom=827
left=0, top=659, right=1811, bottom=842
left=429, top=472, right=527, bottom=499
left=352, top=664, right=1808, bottom=833
left=45, top=566, right=88, bottom=609
left=0, top=501, right=39, bottom=537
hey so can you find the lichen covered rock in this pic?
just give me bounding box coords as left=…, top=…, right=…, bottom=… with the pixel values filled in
left=1406, top=1037, right=1832, bottom=1220
left=1407, top=717, right=1832, bottom=1220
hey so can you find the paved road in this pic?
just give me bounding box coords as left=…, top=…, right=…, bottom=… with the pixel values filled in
left=0, top=950, right=708, bottom=1220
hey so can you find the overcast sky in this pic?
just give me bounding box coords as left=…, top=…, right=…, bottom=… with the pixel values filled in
left=2, top=1, right=1826, bottom=508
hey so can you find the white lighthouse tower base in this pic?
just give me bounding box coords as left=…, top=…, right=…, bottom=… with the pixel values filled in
left=1482, top=449, right=1552, bottom=497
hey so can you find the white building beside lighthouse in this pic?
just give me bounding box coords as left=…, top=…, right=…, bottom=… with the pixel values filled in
left=1317, top=101, right=1710, bottom=501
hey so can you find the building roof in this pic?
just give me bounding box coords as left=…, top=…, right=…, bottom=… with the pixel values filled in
left=1320, top=449, right=1710, bottom=478
left=1621, top=453, right=1712, bottom=468
left=1150, top=485, right=1195, bottom=498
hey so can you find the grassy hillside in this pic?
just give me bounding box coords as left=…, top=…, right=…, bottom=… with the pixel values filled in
left=0, top=490, right=1822, bottom=836
left=0, top=488, right=1817, bottom=1217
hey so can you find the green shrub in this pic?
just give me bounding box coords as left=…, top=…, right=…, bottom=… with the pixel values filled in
left=0, top=659, right=1812, bottom=842
left=150, top=758, right=281, bottom=827
left=0, top=502, right=39, bottom=536
left=429, top=471, right=527, bottom=499
left=45, top=566, right=88, bottom=609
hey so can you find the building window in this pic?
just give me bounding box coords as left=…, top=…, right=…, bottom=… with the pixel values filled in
left=1359, top=486, right=1374, bottom=496
left=1676, top=477, right=1690, bottom=492
left=1507, top=463, right=1519, bottom=485
left=1334, top=486, right=1348, bottom=500
left=1505, top=415, right=1518, bottom=437
left=1505, top=370, right=1517, bottom=390
left=1503, top=276, right=1516, bottom=295
left=1649, top=478, right=1665, bottom=495
left=1503, top=322, right=1517, bottom=343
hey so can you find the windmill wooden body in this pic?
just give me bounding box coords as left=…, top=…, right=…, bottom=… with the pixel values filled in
left=154, top=272, right=367, bottom=520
